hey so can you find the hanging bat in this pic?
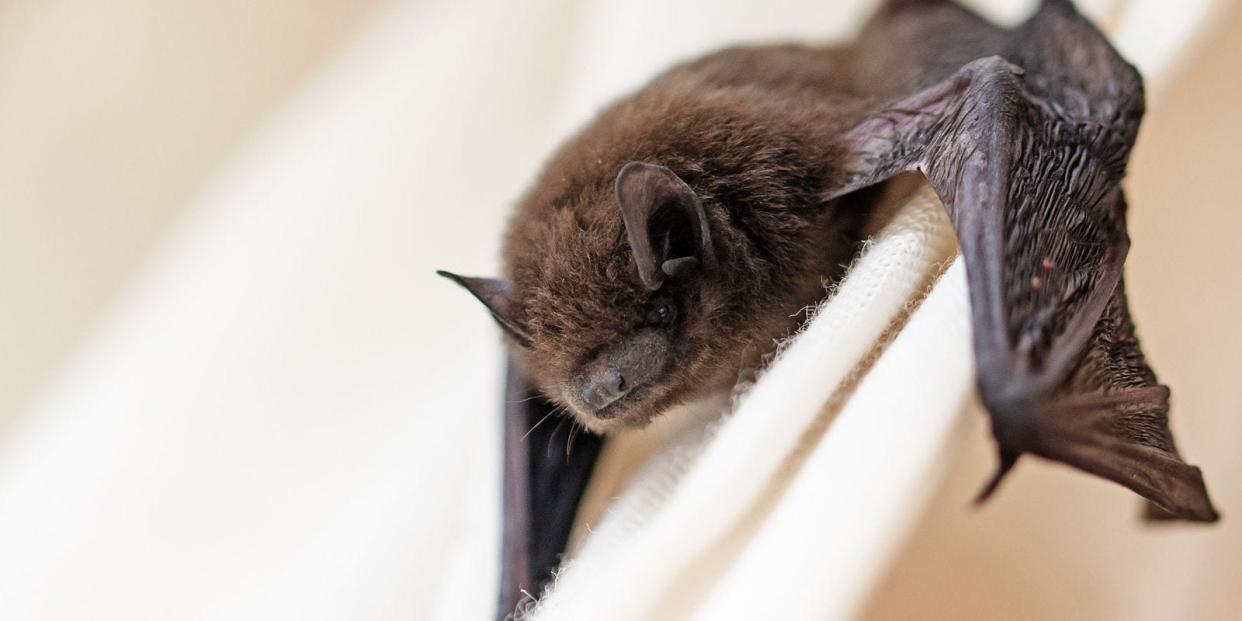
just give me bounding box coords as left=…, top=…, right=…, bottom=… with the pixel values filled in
left=438, top=0, right=1219, bottom=616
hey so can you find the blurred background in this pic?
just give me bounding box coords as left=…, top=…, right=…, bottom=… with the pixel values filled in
left=1, top=0, right=1238, bottom=619
left=0, top=0, right=389, bottom=422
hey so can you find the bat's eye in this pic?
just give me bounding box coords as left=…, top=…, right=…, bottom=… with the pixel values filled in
left=646, top=298, right=676, bottom=327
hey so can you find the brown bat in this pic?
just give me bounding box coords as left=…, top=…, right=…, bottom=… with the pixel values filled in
left=438, top=0, right=1219, bottom=615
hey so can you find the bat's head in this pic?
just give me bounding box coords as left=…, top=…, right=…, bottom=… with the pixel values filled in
left=439, top=161, right=790, bottom=433
left=437, top=73, right=864, bottom=432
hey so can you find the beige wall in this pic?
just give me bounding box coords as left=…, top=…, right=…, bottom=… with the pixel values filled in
left=0, top=0, right=390, bottom=424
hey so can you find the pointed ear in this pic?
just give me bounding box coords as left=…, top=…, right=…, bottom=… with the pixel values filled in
left=614, top=162, right=717, bottom=291
left=436, top=270, right=531, bottom=347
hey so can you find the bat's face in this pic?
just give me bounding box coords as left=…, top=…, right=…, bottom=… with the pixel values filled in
left=440, top=162, right=766, bottom=433
left=510, top=278, right=718, bottom=433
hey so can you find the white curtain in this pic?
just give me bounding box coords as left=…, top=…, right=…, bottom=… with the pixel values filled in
left=0, top=1, right=1236, bottom=620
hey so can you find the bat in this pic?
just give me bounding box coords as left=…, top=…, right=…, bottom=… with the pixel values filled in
left=438, top=0, right=1219, bottom=616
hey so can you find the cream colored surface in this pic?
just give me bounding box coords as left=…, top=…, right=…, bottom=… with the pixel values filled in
left=1, top=0, right=1238, bottom=619
left=0, top=0, right=390, bottom=424
left=0, top=1, right=578, bottom=618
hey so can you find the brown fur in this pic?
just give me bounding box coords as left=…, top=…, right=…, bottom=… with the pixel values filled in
left=475, top=2, right=1004, bottom=431
left=499, top=44, right=891, bottom=431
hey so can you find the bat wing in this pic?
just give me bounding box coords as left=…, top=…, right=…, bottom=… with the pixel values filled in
left=828, top=0, right=1217, bottom=520
left=499, top=361, right=605, bottom=618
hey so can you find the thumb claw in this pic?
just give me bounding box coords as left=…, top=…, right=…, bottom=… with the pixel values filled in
left=974, top=450, right=1019, bottom=505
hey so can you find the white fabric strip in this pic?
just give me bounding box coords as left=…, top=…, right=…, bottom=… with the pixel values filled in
left=693, top=258, right=974, bottom=620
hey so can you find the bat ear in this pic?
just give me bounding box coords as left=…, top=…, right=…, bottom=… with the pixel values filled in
left=436, top=270, right=531, bottom=347
left=615, top=162, right=717, bottom=291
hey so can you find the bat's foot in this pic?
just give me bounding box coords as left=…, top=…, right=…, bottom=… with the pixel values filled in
left=976, top=385, right=1219, bottom=522
left=973, top=450, right=1018, bottom=505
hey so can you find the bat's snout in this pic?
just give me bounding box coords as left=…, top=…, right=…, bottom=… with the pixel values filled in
left=581, top=370, right=629, bottom=415
left=570, top=328, right=668, bottom=422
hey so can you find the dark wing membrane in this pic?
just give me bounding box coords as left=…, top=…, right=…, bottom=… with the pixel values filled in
left=500, top=363, right=605, bottom=619
left=830, top=0, right=1216, bottom=520
left=1030, top=279, right=1217, bottom=520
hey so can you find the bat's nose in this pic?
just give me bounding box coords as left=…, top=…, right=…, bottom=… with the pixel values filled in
left=582, top=370, right=628, bottom=413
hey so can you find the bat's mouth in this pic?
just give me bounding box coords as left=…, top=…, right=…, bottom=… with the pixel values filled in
left=576, top=385, right=665, bottom=431
left=591, top=387, right=643, bottom=420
